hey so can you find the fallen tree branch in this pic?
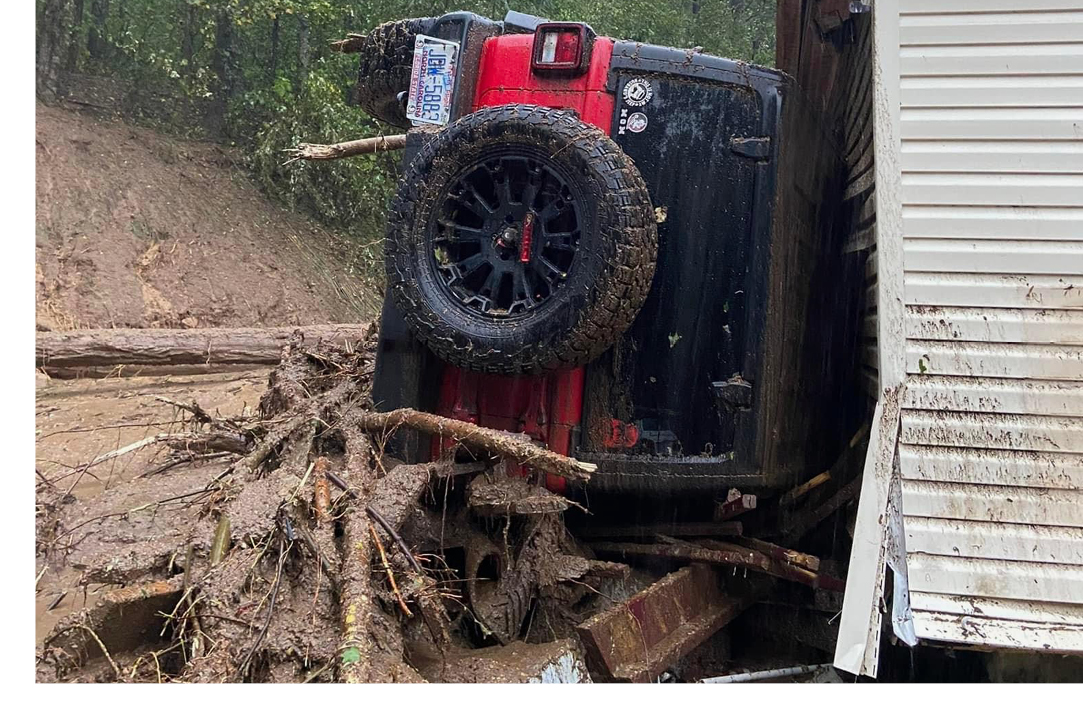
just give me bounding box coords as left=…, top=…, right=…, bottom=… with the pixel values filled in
left=349, top=408, right=597, bottom=481
left=285, top=134, right=406, bottom=163
left=590, top=540, right=845, bottom=592
left=75, top=623, right=123, bottom=681
left=77, top=431, right=244, bottom=474
left=237, top=381, right=353, bottom=475
left=37, top=324, right=371, bottom=370
left=330, top=33, right=366, bottom=53
left=370, top=525, right=412, bottom=617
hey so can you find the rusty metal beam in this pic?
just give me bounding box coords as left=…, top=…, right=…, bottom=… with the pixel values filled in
left=575, top=564, right=757, bottom=682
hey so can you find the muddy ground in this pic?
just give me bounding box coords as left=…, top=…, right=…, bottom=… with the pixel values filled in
left=34, top=361, right=841, bottom=683
left=35, top=102, right=380, bottom=332
left=35, top=369, right=270, bottom=645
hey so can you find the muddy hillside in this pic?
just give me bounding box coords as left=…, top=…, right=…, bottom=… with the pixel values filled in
left=35, top=102, right=380, bottom=331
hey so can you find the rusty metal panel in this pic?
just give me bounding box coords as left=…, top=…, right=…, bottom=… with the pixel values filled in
left=576, top=565, right=755, bottom=682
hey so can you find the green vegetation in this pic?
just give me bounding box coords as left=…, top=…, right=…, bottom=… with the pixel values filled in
left=37, top=0, right=775, bottom=258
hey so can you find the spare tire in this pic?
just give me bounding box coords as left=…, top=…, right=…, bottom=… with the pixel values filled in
left=386, top=105, right=658, bottom=375
left=354, top=17, right=436, bottom=128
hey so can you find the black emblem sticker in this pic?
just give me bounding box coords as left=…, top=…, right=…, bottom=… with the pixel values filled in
left=622, top=78, right=653, bottom=107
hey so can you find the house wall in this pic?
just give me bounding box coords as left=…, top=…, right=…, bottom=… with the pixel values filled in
left=842, top=0, right=1083, bottom=667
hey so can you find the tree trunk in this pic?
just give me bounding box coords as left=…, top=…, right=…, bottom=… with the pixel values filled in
left=36, top=324, right=372, bottom=370
left=265, top=13, right=277, bottom=81
left=210, top=6, right=238, bottom=134
left=180, top=1, right=198, bottom=76
left=87, top=0, right=109, bottom=61
left=37, top=0, right=72, bottom=99
left=297, top=14, right=310, bottom=86
left=66, top=0, right=84, bottom=70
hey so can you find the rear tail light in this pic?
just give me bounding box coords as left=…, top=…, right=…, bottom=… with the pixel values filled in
left=531, top=22, right=594, bottom=75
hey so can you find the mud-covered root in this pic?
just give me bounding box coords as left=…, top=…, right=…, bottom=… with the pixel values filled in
left=39, top=322, right=607, bottom=683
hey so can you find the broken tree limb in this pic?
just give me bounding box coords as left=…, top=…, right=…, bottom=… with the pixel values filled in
left=731, top=537, right=821, bottom=572
left=286, top=134, right=406, bottom=163
left=37, top=324, right=371, bottom=370
left=330, top=33, right=365, bottom=53
left=337, top=434, right=376, bottom=684
left=590, top=540, right=845, bottom=592
left=349, top=408, right=597, bottom=481
left=313, top=457, right=331, bottom=524
left=75, top=431, right=246, bottom=476
left=237, top=381, right=354, bottom=475
left=210, top=515, right=231, bottom=566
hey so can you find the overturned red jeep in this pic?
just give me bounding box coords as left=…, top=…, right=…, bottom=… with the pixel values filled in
left=360, top=10, right=864, bottom=521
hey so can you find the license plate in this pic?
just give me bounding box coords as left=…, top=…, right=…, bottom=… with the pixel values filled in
left=406, top=35, right=459, bottom=127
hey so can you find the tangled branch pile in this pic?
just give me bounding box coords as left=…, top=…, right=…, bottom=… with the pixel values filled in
left=37, top=327, right=618, bottom=683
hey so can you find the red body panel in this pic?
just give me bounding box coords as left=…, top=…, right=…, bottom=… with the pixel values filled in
left=473, top=35, right=616, bottom=123
left=432, top=32, right=616, bottom=493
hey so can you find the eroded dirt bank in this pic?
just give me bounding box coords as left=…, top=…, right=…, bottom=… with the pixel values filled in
left=35, top=102, right=380, bottom=332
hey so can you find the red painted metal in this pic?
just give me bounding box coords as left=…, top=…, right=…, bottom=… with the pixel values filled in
left=432, top=30, right=615, bottom=491
left=602, top=419, right=640, bottom=449
left=576, top=565, right=760, bottom=682
left=519, top=211, right=535, bottom=263
left=473, top=34, right=615, bottom=127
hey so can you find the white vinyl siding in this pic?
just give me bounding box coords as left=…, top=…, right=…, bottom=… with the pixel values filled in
left=896, top=0, right=1083, bottom=652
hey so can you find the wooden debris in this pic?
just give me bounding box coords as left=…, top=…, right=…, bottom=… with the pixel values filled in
left=466, top=470, right=571, bottom=516
left=36, top=324, right=370, bottom=370
left=590, top=539, right=845, bottom=592
left=330, top=33, right=366, bottom=53
left=732, top=536, right=821, bottom=572
left=209, top=514, right=231, bottom=566
left=780, top=476, right=861, bottom=546
left=779, top=471, right=831, bottom=507
left=287, top=134, right=406, bottom=163
left=715, top=491, right=757, bottom=521
left=40, top=579, right=184, bottom=678
left=312, top=457, right=331, bottom=524
left=351, top=408, right=597, bottom=481
left=577, top=564, right=759, bottom=682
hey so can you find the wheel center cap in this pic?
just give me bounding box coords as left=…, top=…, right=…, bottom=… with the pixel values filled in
left=497, top=226, right=519, bottom=246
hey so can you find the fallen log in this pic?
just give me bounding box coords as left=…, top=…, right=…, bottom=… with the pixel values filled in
left=286, top=134, right=406, bottom=163
left=36, top=324, right=371, bottom=370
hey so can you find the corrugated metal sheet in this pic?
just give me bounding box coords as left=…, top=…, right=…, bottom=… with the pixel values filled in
left=896, top=0, right=1083, bottom=653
